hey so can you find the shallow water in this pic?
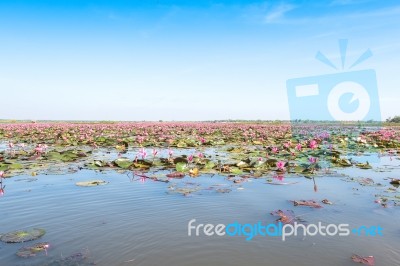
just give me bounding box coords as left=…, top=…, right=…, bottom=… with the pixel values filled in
left=1, top=156, right=400, bottom=266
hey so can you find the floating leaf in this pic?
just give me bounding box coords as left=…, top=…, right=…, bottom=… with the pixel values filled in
left=292, top=165, right=306, bottom=173
left=94, top=160, right=105, bottom=167
left=270, top=210, right=297, bottom=224
left=356, top=162, right=372, bottom=169
left=176, top=162, right=188, bottom=172
left=75, top=180, right=108, bottom=187
left=230, top=167, right=243, bottom=175
left=204, top=161, right=215, bottom=170
left=16, top=242, right=49, bottom=258
left=0, top=228, right=46, bottom=243
left=292, top=200, right=322, bottom=208
left=166, top=172, right=185, bottom=178
left=266, top=158, right=278, bottom=167
left=189, top=168, right=199, bottom=177
left=133, top=160, right=152, bottom=169
left=173, top=157, right=188, bottom=164
left=114, top=158, right=133, bottom=169
left=216, top=188, right=232, bottom=193
left=332, top=157, right=352, bottom=167
left=321, top=199, right=333, bottom=205
left=168, top=183, right=201, bottom=196
left=351, top=254, right=375, bottom=265
left=236, top=161, right=249, bottom=168
left=9, top=163, right=23, bottom=169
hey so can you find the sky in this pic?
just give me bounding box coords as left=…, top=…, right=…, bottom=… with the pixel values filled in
left=0, top=0, right=399, bottom=121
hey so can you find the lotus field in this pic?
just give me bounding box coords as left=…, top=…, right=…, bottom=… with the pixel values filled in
left=1, top=122, right=400, bottom=265
left=0, top=122, right=399, bottom=178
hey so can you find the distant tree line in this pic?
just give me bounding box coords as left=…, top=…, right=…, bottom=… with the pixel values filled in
left=386, top=116, right=400, bottom=123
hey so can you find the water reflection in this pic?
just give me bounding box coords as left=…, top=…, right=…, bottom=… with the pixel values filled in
left=0, top=170, right=5, bottom=197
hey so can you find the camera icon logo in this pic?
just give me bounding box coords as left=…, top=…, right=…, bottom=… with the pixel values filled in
left=286, top=39, right=381, bottom=122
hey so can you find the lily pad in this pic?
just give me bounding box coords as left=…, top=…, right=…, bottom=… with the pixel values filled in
left=114, top=158, right=133, bottom=169
left=166, top=172, right=185, bottom=178
left=292, top=200, right=322, bottom=208
left=176, top=162, right=188, bottom=172
left=204, top=161, right=215, bottom=170
left=351, top=254, right=375, bottom=265
left=16, top=242, right=49, bottom=258
left=0, top=228, right=46, bottom=243
left=8, top=163, right=23, bottom=169
left=75, top=180, right=108, bottom=187
left=356, top=162, right=372, bottom=169
left=230, top=167, right=243, bottom=175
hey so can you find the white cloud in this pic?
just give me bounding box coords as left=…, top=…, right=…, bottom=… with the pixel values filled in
left=264, top=3, right=296, bottom=24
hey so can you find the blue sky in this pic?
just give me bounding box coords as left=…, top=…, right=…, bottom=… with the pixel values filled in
left=0, top=0, right=399, bottom=121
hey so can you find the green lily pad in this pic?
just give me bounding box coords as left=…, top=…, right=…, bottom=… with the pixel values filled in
left=176, top=141, right=187, bottom=148
left=9, top=163, right=23, bottom=169
left=236, top=161, right=249, bottom=168
left=16, top=242, right=49, bottom=258
left=332, top=157, right=352, bottom=167
left=0, top=228, right=46, bottom=243
left=132, top=160, right=152, bottom=169
left=266, top=158, right=278, bottom=167
left=176, top=162, right=188, bottom=172
left=94, top=160, right=106, bottom=167
left=356, top=162, right=372, bottom=169
left=204, top=161, right=215, bottom=170
left=75, top=180, right=108, bottom=187
left=46, top=151, right=82, bottom=162
left=114, top=158, right=133, bottom=169
left=230, top=167, right=243, bottom=175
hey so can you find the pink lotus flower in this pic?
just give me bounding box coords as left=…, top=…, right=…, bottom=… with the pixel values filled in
left=198, top=152, right=204, bottom=158
left=188, top=155, right=194, bottom=163
left=295, top=143, right=302, bottom=151
left=308, top=157, right=318, bottom=164
left=137, top=136, right=145, bottom=144
left=276, top=161, right=286, bottom=171
left=0, top=188, right=4, bottom=196
left=138, top=148, right=147, bottom=160
left=272, top=147, right=279, bottom=154
left=0, top=171, right=4, bottom=178
left=309, top=140, right=318, bottom=150
left=152, top=149, right=158, bottom=157
left=34, top=144, right=48, bottom=155
left=35, top=147, right=43, bottom=154
left=168, top=149, right=173, bottom=157
left=284, top=142, right=291, bottom=149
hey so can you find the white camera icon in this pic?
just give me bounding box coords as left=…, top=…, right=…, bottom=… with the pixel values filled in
left=286, top=69, right=381, bottom=122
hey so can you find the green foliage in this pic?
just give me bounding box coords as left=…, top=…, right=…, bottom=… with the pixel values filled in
left=387, top=116, right=400, bottom=123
